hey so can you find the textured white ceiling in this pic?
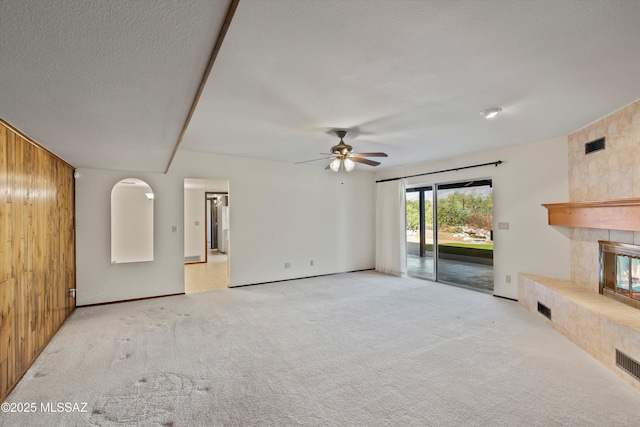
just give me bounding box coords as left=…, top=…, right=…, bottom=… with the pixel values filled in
left=0, top=0, right=230, bottom=171
left=2, top=1, right=640, bottom=172
left=181, top=0, right=640, bottom=170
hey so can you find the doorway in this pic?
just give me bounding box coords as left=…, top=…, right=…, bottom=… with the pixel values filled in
left=407, top=179, right=493, bottom=292
left=184, top=179, right=230, bottom=293
left=205, top=192, right=229, bottom=261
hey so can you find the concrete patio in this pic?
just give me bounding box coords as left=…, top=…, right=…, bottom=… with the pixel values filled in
left=407, top=254, right=494, bottom=292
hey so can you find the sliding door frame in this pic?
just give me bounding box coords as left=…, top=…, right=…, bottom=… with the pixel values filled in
left=407, top=185, right=437, bottom=281
left=407, top=178, right=493, bottom=290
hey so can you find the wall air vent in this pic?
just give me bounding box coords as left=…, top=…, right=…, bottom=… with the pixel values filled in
left=616, top=349, right=640, bottom=381
left=537, top=302, right=551, bottom=320
left=585, top=137, right=605, bottom=155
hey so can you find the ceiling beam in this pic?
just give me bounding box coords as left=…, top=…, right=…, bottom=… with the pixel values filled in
left=164, top=0, right=240, bottom=173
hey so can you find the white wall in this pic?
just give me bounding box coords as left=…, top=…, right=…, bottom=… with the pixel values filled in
left=76, top=170, right=181, bottom=305
left=184, top=188, right=205, bottom=261
left=75, top=150, right=376, bottom=305
left=375, top=136, right=571, bottom=299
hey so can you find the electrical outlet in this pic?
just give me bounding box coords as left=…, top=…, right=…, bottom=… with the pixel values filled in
left=172, top=225, right=177, bottom=233
left=195, top=221, right=200, bottom=226
left=310, top=260, right=314, bottom=266
left=285, top=262, right=291, bottom=269
left=505, top=275, right=512, bottom=284
left=498, top=222, right=510, bottom=230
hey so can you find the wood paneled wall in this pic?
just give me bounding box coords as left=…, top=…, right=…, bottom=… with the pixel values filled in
left=0, top=119, right=75, bottom=402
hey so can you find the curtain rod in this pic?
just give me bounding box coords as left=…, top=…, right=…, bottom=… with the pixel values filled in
left=375, top=160, right=503, bottom=183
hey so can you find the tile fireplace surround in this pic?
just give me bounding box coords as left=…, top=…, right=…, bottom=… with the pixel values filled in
left=518, top=274, right=640, bottom=392
left=520, top=99, right=640, bottom=392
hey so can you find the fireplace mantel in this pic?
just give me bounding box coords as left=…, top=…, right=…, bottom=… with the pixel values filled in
left=542, top=198, right=640, bottom=231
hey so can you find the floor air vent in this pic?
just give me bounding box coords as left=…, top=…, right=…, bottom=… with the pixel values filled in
left=616, top=349, right=640, bottom=381
left=537, top=302, right=551, bottom=320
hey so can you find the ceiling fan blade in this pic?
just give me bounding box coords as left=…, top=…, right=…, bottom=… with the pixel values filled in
left=351, top=157, right=380, bottom=167
left=295, top=157, right=329, bottom=164
left=351, top=152, right=388, bottom=157
left=325, top=163, right=333, bottom=170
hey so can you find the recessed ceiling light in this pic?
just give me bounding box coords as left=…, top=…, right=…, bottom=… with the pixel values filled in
left=480, top=107, right=502, bottom=119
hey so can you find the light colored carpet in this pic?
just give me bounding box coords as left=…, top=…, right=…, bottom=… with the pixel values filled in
left=3, top=271, right=640, bottom=426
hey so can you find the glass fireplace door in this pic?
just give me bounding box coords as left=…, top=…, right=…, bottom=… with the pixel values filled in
left=599, top=241, right=640, bottom=306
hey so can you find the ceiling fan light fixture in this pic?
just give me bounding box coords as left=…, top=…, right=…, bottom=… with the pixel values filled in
left=302, top=129, right=387, bottom=172
left=480, top=107, right=502, bottom=119
left=344, top=158, right=355, bottom=172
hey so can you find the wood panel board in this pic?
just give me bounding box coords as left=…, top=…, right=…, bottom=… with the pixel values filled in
left=0, top=121, right=75, bottom=402
left=0, top=125, right=8, bottom=284
left=542, top=199, right=640, bottom=231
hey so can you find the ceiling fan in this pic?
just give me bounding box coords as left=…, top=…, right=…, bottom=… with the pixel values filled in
left=298, top=130, right=388, bottom=172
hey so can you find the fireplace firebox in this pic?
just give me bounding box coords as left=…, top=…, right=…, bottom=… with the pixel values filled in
left=599, top=241, right=640, bottom=309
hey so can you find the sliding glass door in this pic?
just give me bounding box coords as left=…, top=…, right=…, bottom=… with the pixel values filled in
left=406, top=180, right=494, bottom=292
left=406, top=187, right=434, bottom=281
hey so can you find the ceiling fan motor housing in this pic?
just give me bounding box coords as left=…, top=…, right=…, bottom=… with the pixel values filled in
left=332, top=130, right=352, bottom=155
left=331, top=143, right=352, bottom=155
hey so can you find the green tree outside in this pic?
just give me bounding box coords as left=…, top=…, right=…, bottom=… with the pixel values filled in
left=406, top=199, right=420, bottom=232
left=407, top=191, right=492, bottom=231
left=406, top=199, right=433, bottom=232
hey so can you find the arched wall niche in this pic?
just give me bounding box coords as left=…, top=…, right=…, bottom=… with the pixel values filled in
left=111, top=178, right=154, bottom=264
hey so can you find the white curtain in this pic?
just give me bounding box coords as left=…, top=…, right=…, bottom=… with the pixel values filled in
left=375, top=179, right=407, bottom=277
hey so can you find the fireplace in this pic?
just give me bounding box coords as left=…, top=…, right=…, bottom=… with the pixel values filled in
left=599, top=240, right=640, bottom=309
